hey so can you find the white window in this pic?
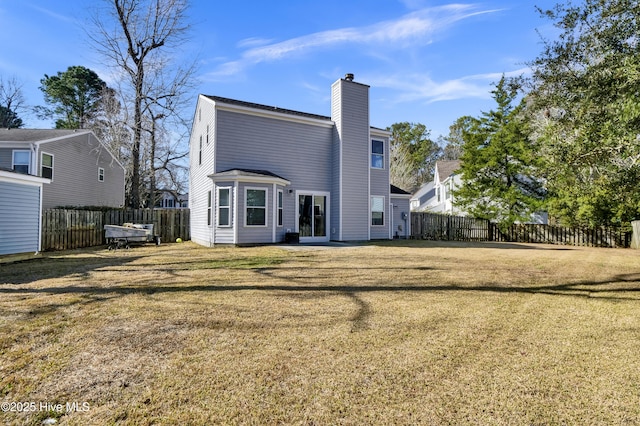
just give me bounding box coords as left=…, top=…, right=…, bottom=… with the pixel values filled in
left=198, top=135, right=203, bottom=165
left=371, top=196, right=385, bottom=226
left=41, top=152, right=53, bottom=179
left=98, top=167, right=105, bottom=182
left=371, top=140, right=384, bottom=169
left=207, top=190, right=212, bottom=227
left=12, top=150, right=30, bottom=174
left=277, top=190, right=283, bottom=227
left=245, top=188, right=267, bottom=226
left=218, top=187, right=231, bottom=227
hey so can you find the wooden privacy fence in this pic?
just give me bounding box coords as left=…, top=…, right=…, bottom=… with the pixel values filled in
left=411, top=212, right=631, bottom=248
left=42, top=208, right=190, bottom=251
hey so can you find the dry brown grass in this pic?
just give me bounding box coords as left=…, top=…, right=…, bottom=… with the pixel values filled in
left=1, top=240, right=640, bottom=425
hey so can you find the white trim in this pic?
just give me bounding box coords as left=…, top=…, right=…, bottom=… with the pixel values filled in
left=244, top=186, right=268, bottom=227
left=295, top=190, right=330, bottom=243
left=216, top=186, right=232, bottom=228
left=213, top=101, right=334, bottom=129
left=233, top=183, right=239, bottom=243
left=98, top=167, right=105, bottom=182
left=0, top=170, right=49, bottom=185
left=371, top=195, right=385, bottom=227
left=11, top=149, right=31, bottom=174
left=40, top=151, right=54, bottom=181
left=370, top=139, right=385, bottom=170
left=277, top=189, right=284, bottom=227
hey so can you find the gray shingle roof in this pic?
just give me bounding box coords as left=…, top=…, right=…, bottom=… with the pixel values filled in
left=204, top=95, right=332, bottom=122
left=436, top=160, right=461, bottom=180
left=0, top=128, right=89, bottom=142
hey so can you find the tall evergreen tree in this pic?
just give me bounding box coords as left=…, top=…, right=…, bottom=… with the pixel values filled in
left=38, top=66, right=108, bottom=129
left=528, top=0, right=640, bottom=226
left=456, top=77, right=545, bottom=227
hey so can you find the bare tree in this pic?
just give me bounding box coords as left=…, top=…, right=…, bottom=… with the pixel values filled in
left=0, top=76, right=26, bottom=128
left=88, top=0, right=193, bottom=208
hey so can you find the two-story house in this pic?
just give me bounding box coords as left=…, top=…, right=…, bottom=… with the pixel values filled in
left=189, top=74, right=411, bottom=245
left=411, top=160, right=463, bottom=214
left=0, top=129, right=126, bottom=209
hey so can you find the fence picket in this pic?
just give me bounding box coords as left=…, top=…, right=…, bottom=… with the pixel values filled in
left=41, top=208, right=190, bottom=251
left=411, top=212, right=630, bottom=248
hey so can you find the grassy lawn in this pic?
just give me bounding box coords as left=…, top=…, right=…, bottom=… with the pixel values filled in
left=1, top=240, right=640, bottom=425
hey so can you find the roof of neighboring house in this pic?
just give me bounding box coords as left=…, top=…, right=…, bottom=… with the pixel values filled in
left=411, top=181, right=435, bottom=199
left=209, top=168, right=291, bottom=185
left=390, top=184, right=411, bottom=195
left=436, top=160, right=461, bottom=180
left=0, top=128, right=90, bottom=142
left=204, top=95, right=332, bottom=122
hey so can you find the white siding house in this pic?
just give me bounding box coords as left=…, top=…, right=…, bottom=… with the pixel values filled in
left=411, top=160, right=463, bottom=215
left=189, top=74, right=407, bottom=245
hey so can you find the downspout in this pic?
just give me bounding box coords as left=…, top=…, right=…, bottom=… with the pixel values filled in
left=31, top=142, right=40, bottom=176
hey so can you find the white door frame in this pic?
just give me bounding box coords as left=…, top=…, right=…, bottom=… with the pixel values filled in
left=295, top=190, right=330, bottom=243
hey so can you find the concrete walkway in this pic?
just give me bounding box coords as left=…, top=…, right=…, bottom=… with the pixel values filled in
left=277, top=241, right=365, bottom=251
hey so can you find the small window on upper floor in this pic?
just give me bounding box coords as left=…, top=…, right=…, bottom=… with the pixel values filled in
left=41, top=153, right=53, bottom=179
left=12, top=150, right=30, bottom=174
left=98, top=167, right=105, bottom=182
left=371, top=140, right=384, bottom=169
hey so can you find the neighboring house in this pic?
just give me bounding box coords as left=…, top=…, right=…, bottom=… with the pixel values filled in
left=390, top=185, right=412, bottom=239
left=189, top=74, right=411, bottom=245
left=0, top=129, right=125, bottom=209
left=411, top=159, right=549, bottom=224
left=156, top=189, right=189, bottom=208
left=0, top=168, right=50, bottom=255
left=411, top=160, right=463, bottom=215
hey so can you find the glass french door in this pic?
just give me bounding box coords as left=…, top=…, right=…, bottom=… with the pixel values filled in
left=298, top=193, right=328, bottom=242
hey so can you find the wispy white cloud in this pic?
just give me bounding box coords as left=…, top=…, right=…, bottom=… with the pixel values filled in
left=369, top=67, right=531, bottom=104
left=28, top=4, right=78, bottom=24
left=204, top=4, right=503, bottom=80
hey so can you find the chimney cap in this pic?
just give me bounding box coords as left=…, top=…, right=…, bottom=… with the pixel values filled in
left=345, top=73, right=354, bottom=81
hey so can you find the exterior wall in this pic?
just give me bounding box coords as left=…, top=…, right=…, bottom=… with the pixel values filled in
left=213, top=181, right=236, bottom=244
left=38, top=133, right=125, bottom=209
left=236, top=182, right=274, bottom=244
left=0, top=147, right=19, bottom=170
left=370, top=133, right=391, bottom=240
left=331, top=78, right=370, bottom=241
left=214, top=110, right=333, bottom=191
left=391, top=196, right=411, bottom=239
left=189, top=97, right=217, bottom=246
left=0, top=177, right=42, bottom=255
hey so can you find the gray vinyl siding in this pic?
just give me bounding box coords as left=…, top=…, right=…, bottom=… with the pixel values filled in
left=236, top=182, right=273, bottom=244
left=370, top=135, right=390, bottom=240
left=189, top=97, right=216, bottom=246
left=391, top=196, right=411, bottom=239
left=38, top=134, right=125, bottom=208
left=332, top=79, right=370, bottom=241
left=0, top=148, right=15, bottom=169
left=0, top=180, right=41, bottom=255
left=215, top=110, right=333, bottom=191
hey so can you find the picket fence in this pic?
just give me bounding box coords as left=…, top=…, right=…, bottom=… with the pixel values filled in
left=411, top=212, right=631, bottom=248
left=42, top=208, right=190, bottom=251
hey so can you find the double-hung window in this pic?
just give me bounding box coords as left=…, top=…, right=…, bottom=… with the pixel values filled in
left=12, top=150, right=30, bottom=174
left=246, top=188, right=267, bottom=226
left=207, top=190, right=212, bottom=227
left=371, top=196, right=385, bottom=226
left=277, top=190, right=283, bottom=227
left=371, top=140, right=384, bottom=169
left=218, top=187, right=231, bottom=227
left=41, top=153, right=53, bottom=179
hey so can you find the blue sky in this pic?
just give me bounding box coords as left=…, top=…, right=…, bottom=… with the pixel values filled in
left=1, top=0, right=559, bottom=140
